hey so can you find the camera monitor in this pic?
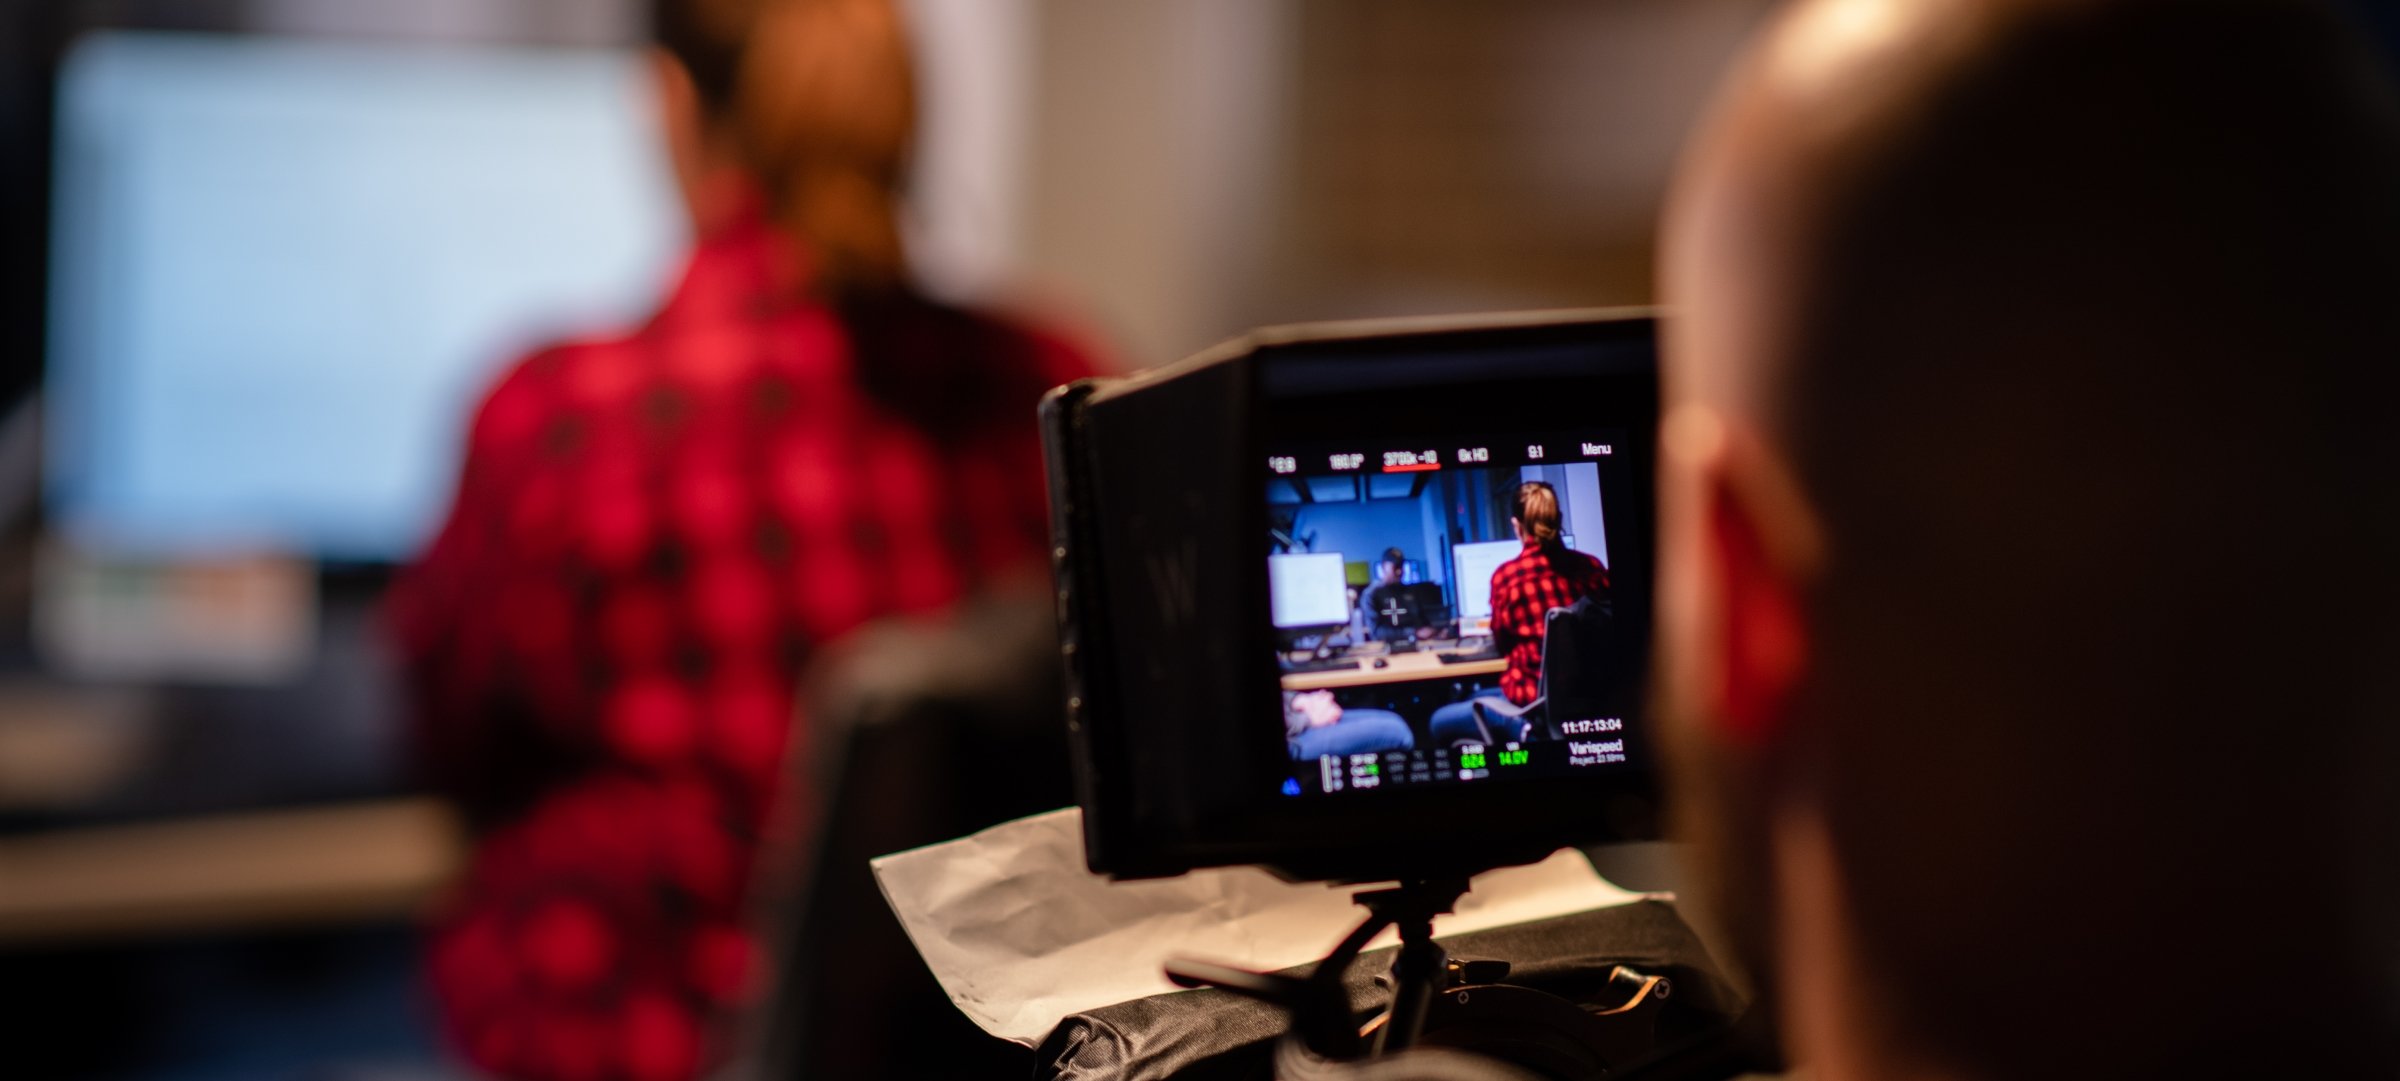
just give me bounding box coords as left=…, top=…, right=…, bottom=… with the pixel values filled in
left=1043, top=310, right=1657, bottom=882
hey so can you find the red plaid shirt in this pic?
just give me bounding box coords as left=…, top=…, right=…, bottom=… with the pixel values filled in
left=389, top=210, right=1090, bottom=1081
left=1489, top=540, right=1610, bottom=705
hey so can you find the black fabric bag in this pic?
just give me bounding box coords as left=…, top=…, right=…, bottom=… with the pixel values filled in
left=1033, top=898, right=1748, bottom=1081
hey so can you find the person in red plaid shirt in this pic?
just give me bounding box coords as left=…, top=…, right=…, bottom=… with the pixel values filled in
left=387, top=1, right=1093, bottom=1078
left=1428, top=481, right=1610, bottom=745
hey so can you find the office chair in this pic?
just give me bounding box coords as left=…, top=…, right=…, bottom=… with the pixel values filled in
left=738, top=590, right=1072, bottom=1081
left=1469, top=595, right=1613, bottom=744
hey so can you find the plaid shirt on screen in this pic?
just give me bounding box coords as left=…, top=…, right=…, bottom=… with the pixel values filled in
left=388, top=209, right=1091, bottom=1081
left=1489, top=539, right=1611, bottom=705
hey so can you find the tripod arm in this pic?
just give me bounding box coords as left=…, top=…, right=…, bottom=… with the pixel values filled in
left=1352, top=879, right=1470, bottom=1054
left=1164, top=878, right=1476, bottom=1062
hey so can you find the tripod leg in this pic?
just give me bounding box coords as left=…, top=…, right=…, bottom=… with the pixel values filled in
left=1375, top=923, right=1449, bottom=1054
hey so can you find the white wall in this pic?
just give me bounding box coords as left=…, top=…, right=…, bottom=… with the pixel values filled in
left=900, top=0, right=1038, bottom=303
left=1017, top=0, right=1298, bottom=368
left=1523, top=463, right=1611, bottom=568
left=247, top=0, right=637, bottom=44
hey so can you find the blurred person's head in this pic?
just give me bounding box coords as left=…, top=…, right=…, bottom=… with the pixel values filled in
left=1379, top=548, right=1406, bottom=584
left=650, top=0, right=914, bottom=291
left=1657, top=0, right=2400, bottom=1077
left=1511, top=481, right=1561, bottom=547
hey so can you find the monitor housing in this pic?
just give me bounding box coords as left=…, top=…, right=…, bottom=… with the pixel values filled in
left=1042, top=310, right=1660, bottom=883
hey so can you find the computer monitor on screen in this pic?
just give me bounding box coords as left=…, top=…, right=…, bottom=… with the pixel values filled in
left=44, top=33, right=685, bottom=562
left=1450, top=538, right=1522, bottom=636
left=1269, top=552, right=1351, bottom=631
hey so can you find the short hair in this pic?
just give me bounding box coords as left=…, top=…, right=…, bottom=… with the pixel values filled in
left=1379, top=547, right=1405, bottom=569
left=1680, top=0, right=2400, bottom=1072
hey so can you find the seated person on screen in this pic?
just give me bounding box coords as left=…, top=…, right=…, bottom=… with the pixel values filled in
left=1356, top=546, right=1433, bottom=644
left=1427, top=481, right=1608, bottom=745
left=387, top=1, right=1095, bottom=1079
left=1285, top=689, right=1414, bottom=761
left=1656, top=0, right=2400, bottom=1078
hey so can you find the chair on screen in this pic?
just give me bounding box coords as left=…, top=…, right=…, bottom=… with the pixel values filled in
left=1469, top=594, right=1613, bottom=744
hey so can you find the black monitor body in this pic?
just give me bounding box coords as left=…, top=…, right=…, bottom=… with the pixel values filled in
left=1362, top=582, right=1444, bottom=639
left=1042, top=310, right=1660, bottom=883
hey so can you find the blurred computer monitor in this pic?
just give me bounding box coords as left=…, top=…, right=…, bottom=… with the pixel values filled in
left=1450, top=537, right=1522, bottom=635
left=44, top=32, right=686, bottom=563
left=1364, top=581, right=1444, bottom=636
left=1268, top=552, right=1350, bottom=630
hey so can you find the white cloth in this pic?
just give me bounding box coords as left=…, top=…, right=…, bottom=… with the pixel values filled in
left=872, top=807, right=1650, bottom=1045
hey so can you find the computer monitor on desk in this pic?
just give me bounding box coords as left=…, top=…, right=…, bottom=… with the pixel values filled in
left=1362, top=582, right=1444, bottom=641
left=1268, top=552, right=1351, bottom=636
left=43, top=33, right=684, bottom=563
left=1450, top=538, right=1520, bottom=638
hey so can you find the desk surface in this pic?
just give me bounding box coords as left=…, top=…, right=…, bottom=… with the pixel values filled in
left=0, top=797, right=463, bottom=945
left=1280, top=650, right=1506, bottom=691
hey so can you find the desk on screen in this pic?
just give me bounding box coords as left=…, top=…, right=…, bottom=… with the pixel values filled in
left=1280, top=650, right=1507, bottom=692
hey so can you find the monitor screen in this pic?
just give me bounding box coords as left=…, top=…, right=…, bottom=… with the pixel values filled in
left=1267, top=438, right=1635, bottom=796
left=44, top=33, right=686, bottom=561
left=1450, top=538, right=1522, bottom=623
left=1268, top=552, right=1351, bottom=629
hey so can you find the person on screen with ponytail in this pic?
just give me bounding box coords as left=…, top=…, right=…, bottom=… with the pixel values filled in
left=1428, top=481, right=1609, bottom=746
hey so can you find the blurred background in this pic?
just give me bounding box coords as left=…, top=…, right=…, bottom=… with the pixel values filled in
left=2, top=2, right=2392, bottom=1080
